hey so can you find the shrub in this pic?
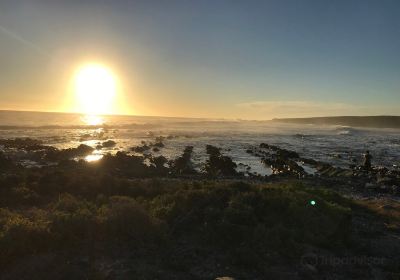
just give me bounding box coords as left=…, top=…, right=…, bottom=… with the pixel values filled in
left=0, top=208, right=51, bottom=266
left=148, top=181, right=352, bottom=261
left=97, top=196, right=164, bottom=243
left=50, top=194, right=96, bottom=244
left=9, top=186, right=41, bottom=206
left=0, top=175, right=355, bottom=271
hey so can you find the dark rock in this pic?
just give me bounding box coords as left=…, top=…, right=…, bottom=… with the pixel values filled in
left=259, top=143, right=270, bottom=149
left=102, top=140, right=117, bottom=148
left=0, top=138, right=46, bottom=151
left=44, top=144, right=94, bottom=162
left=170, top=146, right=197, bottom=175
left=259, top=143, right=299, bottom=158
left=0, top=151, right=15, bottom=169
left=262, top=157, right=305, bottom=177
left=206, top=145, right=221, bottom=156
left=301, top=158, right=318, bottom=165
left=277, top=149, right=299, bottom=159
left=131, top=144, right=150, bottom=153
left=79, top=133, right=91, bottom=141
left=153, top=141, right=164, bottom=148
left=150, top=155, right=169, bottom=175
left=100, top=152, right=149, bottom=177
left=204, top=145, right=237, bottom=177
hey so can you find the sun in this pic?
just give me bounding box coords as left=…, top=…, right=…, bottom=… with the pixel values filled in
left=74, top=64, right=117, bottom=115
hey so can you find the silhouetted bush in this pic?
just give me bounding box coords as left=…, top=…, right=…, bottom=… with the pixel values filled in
left=97, top=196, right=164, bottom=243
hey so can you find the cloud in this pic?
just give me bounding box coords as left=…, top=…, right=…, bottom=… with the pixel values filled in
left=236, top=100, right=370, bottom=119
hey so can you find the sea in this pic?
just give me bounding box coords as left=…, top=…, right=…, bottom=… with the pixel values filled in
left=1, top=110, right=399, bottom=175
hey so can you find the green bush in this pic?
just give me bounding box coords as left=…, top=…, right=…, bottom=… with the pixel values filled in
left=147, top=181, right=352, bottom=263
left=0, top=208, right=51, bottom=266
left=45, top=194, right=94, bottom=248
left=0, top=175, right=354, bottom=270
left=97, top=196, right=164, bottom=243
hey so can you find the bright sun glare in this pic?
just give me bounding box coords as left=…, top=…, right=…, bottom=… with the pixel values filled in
left=74, top=64, right=117, bottom=116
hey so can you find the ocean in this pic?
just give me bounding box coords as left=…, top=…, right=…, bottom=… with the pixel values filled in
left=1, top=110, right=399, bottom=175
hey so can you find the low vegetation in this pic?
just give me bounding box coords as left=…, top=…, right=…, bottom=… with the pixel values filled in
left=0, top=161, right=356, bottom=278
left=0, top=150, right=399, bottom=279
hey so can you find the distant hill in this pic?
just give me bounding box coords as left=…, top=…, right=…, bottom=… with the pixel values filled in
left=272, top=116, right=400, bottom=129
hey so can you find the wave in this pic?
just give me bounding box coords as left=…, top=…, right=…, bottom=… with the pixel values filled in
left=334, top=126, right=361, bottom=136
left=292, top=133, right=314, bottom=138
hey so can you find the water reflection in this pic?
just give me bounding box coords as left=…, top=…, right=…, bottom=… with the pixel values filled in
left=82, top=115, right=104, bottom=126
left=85, top=154, right=103, bottom=162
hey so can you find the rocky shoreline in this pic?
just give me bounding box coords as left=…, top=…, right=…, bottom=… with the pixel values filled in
left=1, top=137, right=399, bottom=198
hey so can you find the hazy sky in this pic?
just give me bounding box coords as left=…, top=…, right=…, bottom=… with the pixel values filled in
left=0, top=0, right=399, bottom=119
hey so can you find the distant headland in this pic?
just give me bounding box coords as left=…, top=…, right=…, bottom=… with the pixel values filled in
left=272, top=116, right=400, bottom=129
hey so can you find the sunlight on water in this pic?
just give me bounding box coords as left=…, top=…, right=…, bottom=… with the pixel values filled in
left=85, top=154, right=103, bottom=162
left=82, top=115, right=104, bottom=126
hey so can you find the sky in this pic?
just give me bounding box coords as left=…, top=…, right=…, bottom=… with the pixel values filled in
left=0, top=0, right=399, bottom=120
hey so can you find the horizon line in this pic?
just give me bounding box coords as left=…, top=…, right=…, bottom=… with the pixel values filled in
left=0, top=108, right=272, bottom=122
left=1, top=108, right=399, bottom=122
